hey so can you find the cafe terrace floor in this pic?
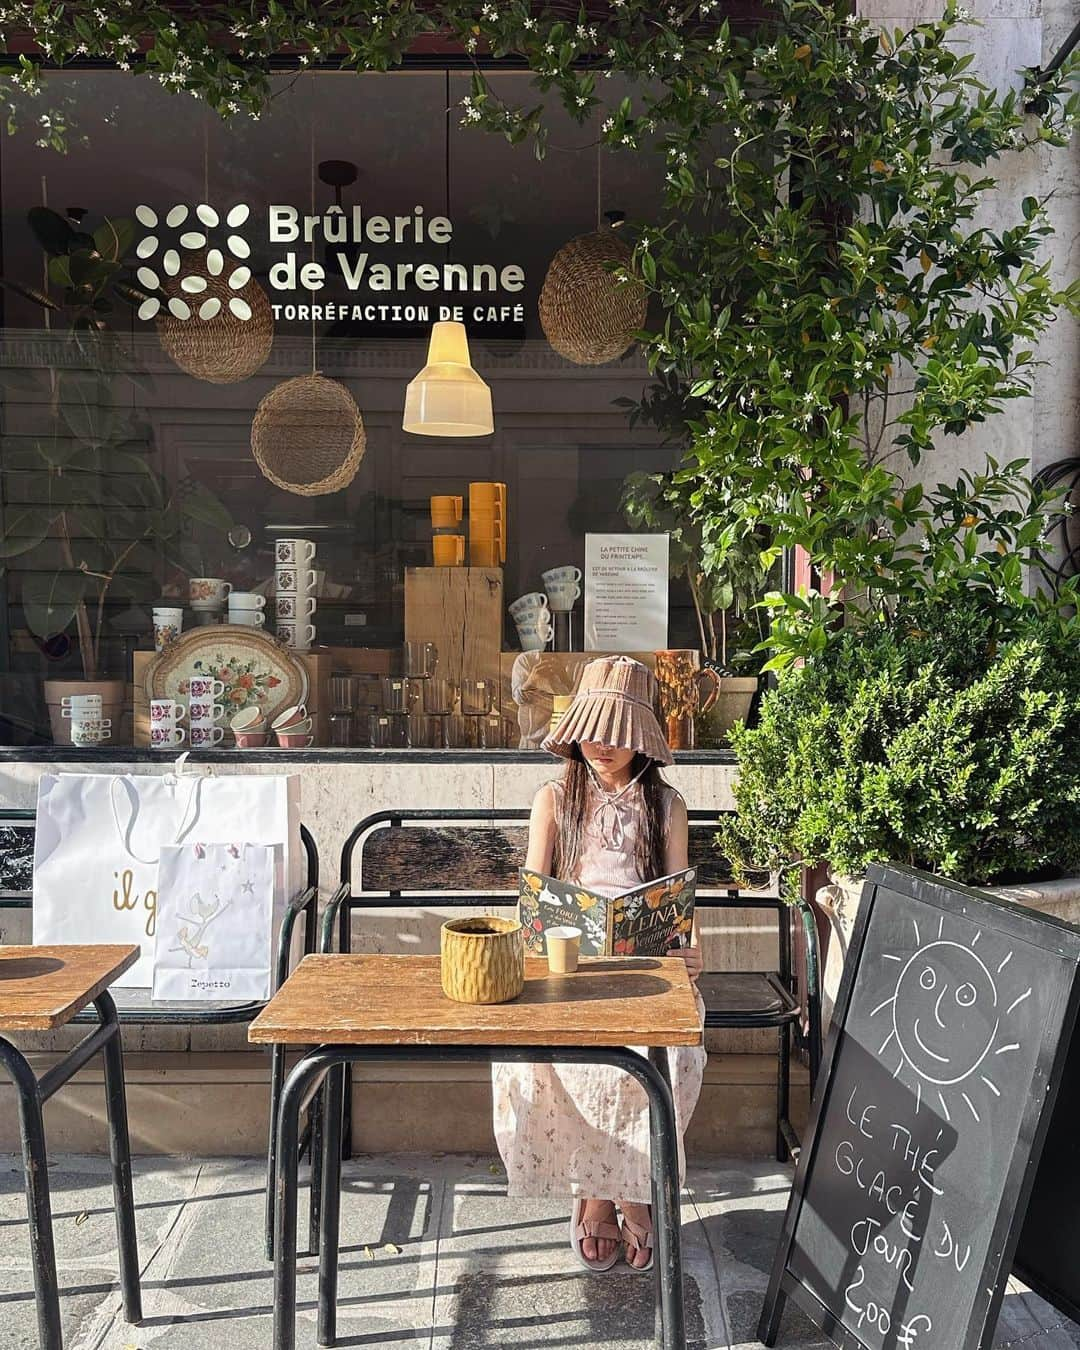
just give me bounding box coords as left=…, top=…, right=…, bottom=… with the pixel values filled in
left=1, top=1155, right=1075, bottom=1349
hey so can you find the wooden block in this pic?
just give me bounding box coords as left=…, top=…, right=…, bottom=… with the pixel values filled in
left=405, top=568, right=503, bottom=695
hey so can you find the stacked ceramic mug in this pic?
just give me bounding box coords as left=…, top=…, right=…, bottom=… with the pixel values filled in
left=228, top=591, right=266, bottom=628
left=509, top=592, right=552, bottom=652
left=62, top=693, right=112, bottom=746
left=275, top=538, right=318, bottom=652
left=542, top=565, right=581, bottom=652
left=187, top=675, right=225, bottom=748
left=149, top=698, right=186, bottom=750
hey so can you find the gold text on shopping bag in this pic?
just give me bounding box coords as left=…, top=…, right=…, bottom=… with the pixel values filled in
left=112, top=869, right=157, bottom=938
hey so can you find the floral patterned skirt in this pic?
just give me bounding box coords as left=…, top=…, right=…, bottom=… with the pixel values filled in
left=491, top=992, right=706, bottom=1203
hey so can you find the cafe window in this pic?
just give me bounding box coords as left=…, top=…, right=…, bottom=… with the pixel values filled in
left=0, top=69, right=712, bottom=749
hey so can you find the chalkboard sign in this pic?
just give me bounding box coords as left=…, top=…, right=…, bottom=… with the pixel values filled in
left=760, top=862, right=1080, bottom=1350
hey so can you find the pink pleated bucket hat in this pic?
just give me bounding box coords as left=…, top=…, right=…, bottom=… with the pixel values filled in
left=540, top=655, right=673, bottom=766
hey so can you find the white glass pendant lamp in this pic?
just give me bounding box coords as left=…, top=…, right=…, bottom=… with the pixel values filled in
left=402, top=320, right=494, bottom=436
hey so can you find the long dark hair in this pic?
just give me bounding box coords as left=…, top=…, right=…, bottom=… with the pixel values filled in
left=550, top=746, right=669, bottom=882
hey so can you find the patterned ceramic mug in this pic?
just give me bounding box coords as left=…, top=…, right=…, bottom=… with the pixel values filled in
left=150, top=698, right=186, bottom=724
left=189, top=724, right=225, bottom=747
left=275, top=538, right=316, bottom=565
left=71, top=718, right=112, bottom=746
left=188, top=676, right=225, bottom=700
left=189, top=577, right=231, bottom=608
left=188, top=701, right=225, bottom=724
left=277, top=620, right=316, bottom=650
left=275, top=566, right=319, bottom=595
left=275, top=593, right=317, bottom=620
left=150, top=724, right=185, bottom=749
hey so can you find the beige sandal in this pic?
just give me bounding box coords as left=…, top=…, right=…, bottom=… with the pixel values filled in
left=620, top=1213, right=655, bottom=1272
left=570, top=1197, right=622, bottom=1272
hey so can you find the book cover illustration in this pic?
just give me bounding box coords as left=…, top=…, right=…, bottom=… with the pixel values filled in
left=518, top=866, right=696, bottom=958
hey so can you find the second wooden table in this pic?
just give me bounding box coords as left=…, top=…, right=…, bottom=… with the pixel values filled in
left=250, top=952, right=702, bottom=1350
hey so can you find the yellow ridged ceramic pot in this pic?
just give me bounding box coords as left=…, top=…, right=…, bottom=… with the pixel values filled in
left=440, top=916, right=524, bottom=1004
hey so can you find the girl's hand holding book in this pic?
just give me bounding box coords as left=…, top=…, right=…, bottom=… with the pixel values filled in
left=674, top=944, right=702, bottom=986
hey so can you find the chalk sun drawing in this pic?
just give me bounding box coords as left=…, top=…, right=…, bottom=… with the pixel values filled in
left=871, top=917, right=1030, bottom=1124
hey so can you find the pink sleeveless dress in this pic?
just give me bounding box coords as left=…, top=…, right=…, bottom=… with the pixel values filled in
left=491, top=777, right=707, bottom=1202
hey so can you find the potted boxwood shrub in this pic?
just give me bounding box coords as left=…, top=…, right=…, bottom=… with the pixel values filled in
left=0, top=206, right=231, bottom=743
left=621, top=467, right=772, bottom=746
left=719, top=585, right=1080, bottom=1021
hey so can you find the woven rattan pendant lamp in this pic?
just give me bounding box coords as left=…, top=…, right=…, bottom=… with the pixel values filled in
left=249, top=122, right=366, bottom=495
left=539, top=208, right=646, bottom=365
left=251, top=371, right=366, bottom=496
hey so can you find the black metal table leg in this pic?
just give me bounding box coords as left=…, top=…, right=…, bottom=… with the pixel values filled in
left=275, top=1050, right=335, bottom=1350
left=94, top=993, right=142, bottom=1326
left=272, top=1043, right=686, bottom=1350
left=0, top=1037, right=61, bottom=1350
left=309, top=1084, right=324, bottom=1256
left=266, top=1042, right=285, bottom=1261
left=317, top=1064, right=345, bottom=1346
left=646, top=1045, right=685, bottom=1350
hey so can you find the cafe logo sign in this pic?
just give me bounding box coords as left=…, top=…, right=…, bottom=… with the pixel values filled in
left=132, top=201, right=526, bottom=327
left=134, top=202, right=254, bottom=323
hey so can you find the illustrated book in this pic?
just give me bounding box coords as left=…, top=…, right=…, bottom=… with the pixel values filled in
left=518, top=866, right=696, bottom=957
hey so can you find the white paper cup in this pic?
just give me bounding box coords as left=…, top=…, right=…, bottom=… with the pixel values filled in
left=546, top=926, right=582, bottom=974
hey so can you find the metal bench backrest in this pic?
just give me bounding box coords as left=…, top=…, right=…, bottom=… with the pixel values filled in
left=327, top=807, right=785, bottom=960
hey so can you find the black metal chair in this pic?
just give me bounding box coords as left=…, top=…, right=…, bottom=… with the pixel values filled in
left=0, top=806, right=319, bottom=1259
left=295, top=806, right=822, bottom=1253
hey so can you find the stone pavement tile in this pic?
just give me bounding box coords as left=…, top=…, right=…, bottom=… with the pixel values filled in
left=126, top=1157, right=442, bottom=1348
left=686, top=1161, right=828, bottom=1350
left=996, top=1283, right=1080, bottom=1349
left=0, top=1155, right=206, bottom=1350
left=431, top=1161, right=723, bottom=1349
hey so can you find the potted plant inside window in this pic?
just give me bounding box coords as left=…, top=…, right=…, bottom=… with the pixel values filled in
left=0, top=206, right=232, bottom=742
left=621, top=467, right=772, bottom=747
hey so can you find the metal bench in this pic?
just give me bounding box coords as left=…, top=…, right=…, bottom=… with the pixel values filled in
left=293, top=806, right=821, bottom=1255
left=0, top=805, right=320, bottom=1260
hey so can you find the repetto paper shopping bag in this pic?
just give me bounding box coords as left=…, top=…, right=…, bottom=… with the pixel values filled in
left=153, top=842, right=281, bottom=1002
left=33, top=767, right=301, bottom=989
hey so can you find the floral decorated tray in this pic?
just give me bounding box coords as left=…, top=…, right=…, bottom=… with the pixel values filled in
left=145, top=626, right=308, bottom=730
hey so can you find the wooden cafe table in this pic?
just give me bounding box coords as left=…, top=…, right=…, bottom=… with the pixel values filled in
left=0, top=945, right=142, bottom=1350
left=250, top=952, right=703, bottom=1350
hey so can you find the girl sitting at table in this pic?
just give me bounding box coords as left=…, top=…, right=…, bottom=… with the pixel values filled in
left=492, top=654, right=705, bottom=1272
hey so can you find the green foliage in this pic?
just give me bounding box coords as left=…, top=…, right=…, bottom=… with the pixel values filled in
left=621, top=468, right=772, bottom=668
left=0, top=0, right=1077, bottom=671
left=719, top=593, right=1080, bottom=891
left=0, top=206, right=230, bottom=680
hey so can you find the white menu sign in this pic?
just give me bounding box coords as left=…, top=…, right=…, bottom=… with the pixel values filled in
left=584, top=533, right=669, bottom=652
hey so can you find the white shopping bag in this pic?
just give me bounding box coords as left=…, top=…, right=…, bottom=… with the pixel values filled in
left=153, top=842, right=281, bottom=1002
left=33, top=766, right=301, bottom=989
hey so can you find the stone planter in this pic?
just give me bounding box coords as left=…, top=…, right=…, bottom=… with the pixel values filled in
left=43, top=677, right=126, bottom=746
left=815, top=873, right=865, bottom=1031
left=816, top=869, right=1080, bottom=1032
